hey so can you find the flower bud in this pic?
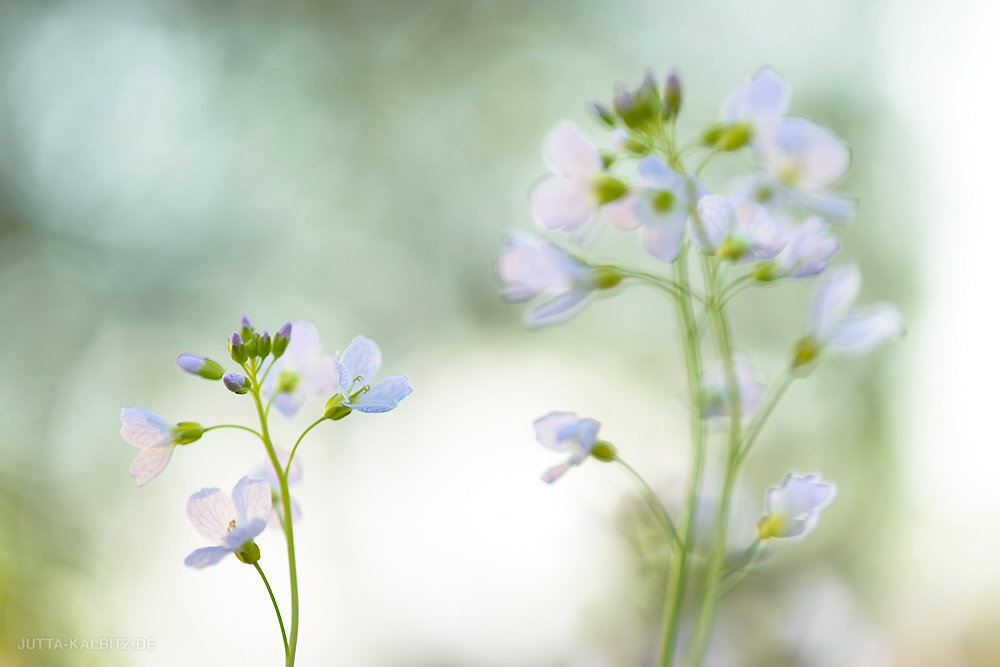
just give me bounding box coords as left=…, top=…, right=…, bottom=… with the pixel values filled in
left=257, top=331, right=271, bottom=358
left=701, top=123, right=726, bottom=146
left=589, top=102, right=616, bottom=127
left=664, top=70, right=681, bottom=120
left=235, top=540, right=261, bottom=564
left=175, top=354, right=225, bottom=381
left=244, top=335, right=258, bottom=359
left=591, top=175, right=627, bottom=205
left=791, top=336, right=821, bottom=371
left=590, top=440, right=618, bottom=462
left=716, top=121, right=753, bottom=151
left=229, top=332, right=247, bottom=364
left=272, top=322, right=292, bottom=359
left=239, top=315, right=254, bottom=342
left=323, top=394, right=351, bottom=421
left=592, top=266, right=624, bottom=289
left=172, top=421, right=204, bottom=445
left=223, top=372, right=250, bottom=395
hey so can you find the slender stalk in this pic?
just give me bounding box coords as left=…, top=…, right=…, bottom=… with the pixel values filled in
left=253, top=561, right=289, bottom=658
left=737, top=372, right=794, bottom=465
left=659, top=247, right=706, bottom=666
left=202, top=424, right=263, bottom=439
left=614, top=457, right=682, bottom=551
left=246, top=364, right=301, bottom=667
left=716, top=540, right=764, bottom=600
left=687, top=256, right=743, bottom=663
left=285, top=418, right=325, bottom=478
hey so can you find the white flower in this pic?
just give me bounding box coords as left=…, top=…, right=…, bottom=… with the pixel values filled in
left=758, top=473, right=836, bottom=539
left=604, top=157, right=702, bottom=262
left=691, top=194, right=786, bottom=262
left=184, top=476, right=271, bottom=568
left=799, top=265, right=905, bottom=361
left=496, top=232, right=598, bottom=327
left=533, top=412, right=601, bottom=484
left=261, top=321, right=338, bottom=418
left=335, top=336, right=413, bottom=414
left=722, top=67, right=790, bottom=127
left=529, top=122, right=625, bottom=244
left=759, top=216, right=840, bottom=280
left=700, top=354, right=765, bottom=420
left=120, top=407, right=201, bottom=486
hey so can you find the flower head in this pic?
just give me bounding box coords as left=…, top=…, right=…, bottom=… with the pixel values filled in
left=700, top=354, right=765, bottom=420
left=533, top=412, right=604, bottom=484
left=691, top=195, right=786, bottom=262
left=261, top=321, right=338, bottom=418
left=336, top=335, right=412, bottom=414
left=184, top=476, right=271, bottom=568
left=604, top=157, right=702, bottom=262
left=120, top=407, right=202, bottom=486
left=496, top=232, right=608, bottom=327
left=794, top=265, right=905, bottom=365
left=757, top=216, right=839, bottom=281
left=529, top=122, right=625, bottom=244
left=758, top=473, right=836, bottom=539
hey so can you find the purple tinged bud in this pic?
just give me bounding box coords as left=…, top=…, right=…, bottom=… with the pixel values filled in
left=257, top=330, right=271, bottom=358
left=175, top=354, right=225, bottom=381
left=222, top=372, right=250, bottom=395
left=228, top=332, right=247, bottom=364
left=272, top=322, right=292, bottom=358
left=239, top=315, right=254, bottom=341
left=589, top=102, right=616, bottom=128
left=665, top=70, right=681, bottom=119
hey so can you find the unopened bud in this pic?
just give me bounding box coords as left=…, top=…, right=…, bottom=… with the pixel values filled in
left=701, top=123, right=726, bottom=146
left=589, top=102, right=616, bottom=127
left=235, top=540, right=261, bottom=564
left=592, top=266, right=624, bottom=289
left=590, top=440, right=618, bottom=462
left=664, top=71, right=681, bottom=120
left=175, top=354, right=225, bottom=381
left=229, top=332, right=247, bottom=364
left=257, top=331, right=271, bottom=358
left=223, top=372, right=250, bottom=395
left=239, top=315, right=254, bottom=342
left=323, top=394, right=351, bottom=420
left=272, top=322, right=292, bottom=358
left=172, top=421, right=204, bottom=445
left=717, top=121, right=753, bottom=151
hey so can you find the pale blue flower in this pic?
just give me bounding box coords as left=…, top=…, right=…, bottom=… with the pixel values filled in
left=120, top=407, right=201, bottom=486
left=529, top=121, right=625, bottom=244
left=691, top=194, right=786, bottom=262
left=805, top=265, right=905, bottom=357
left=758, top=216, right=840, bottom=280
left=336, top=335, right=412, bottom=414
left=604, top=157, right=702, bottom=262
left=722, top=67, right=790, bottom=127
left=261, top=321, right=338, bottom=418
left=496, top=232, right=596, bottom=327
left=533, top=411, right=601, bottom=484
left=758, top=473, right=836, bottom=539
left=184, top=476, right=271, bottom=568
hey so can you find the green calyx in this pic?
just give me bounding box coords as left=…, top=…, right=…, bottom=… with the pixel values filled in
left=791, top=336, right=822, bottom=370
left=716, top=237, right=748, bottom=262
left=323, top=395, right=352, bottom=421
left=196, top=358, right=225, bottom=381
left=235, top=540, right=261, bottom=564
left=591, top=175, right=627, bottom=205
left=754, top=261, right=779, bottom=282
left=591, top=266, right=624, bottom=290
left=172, top=422, right=204, bottom=445
left=716, top=121, right=753, bottom=151
left=756, top=513, right=785, bottom=540
left=590, top=440, right=618, bottom=462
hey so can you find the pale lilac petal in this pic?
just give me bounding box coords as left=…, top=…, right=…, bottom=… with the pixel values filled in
left=809, top=265, right=861, bottom=342
left=772, top=118, right=850, bottom=191
left=300, top=355, right=338, bottom=398
left=280, top=321, right=322, bottom=368
left=232, top=476, right=273, bottom=525
left=826, top=305, right=905, bottom=355
left=184, top=546, right=233, bottom=569
left=723, top=67, right=790, bottom=123
left=640, top=222, right=685, bottom=262
left=555, top=418, right=600, bottom=452
left=774, top=217, right=840, bottom=279
left=525, top=289, right=590, bottom=328
left=735, top=202, right=786, bottom=261
left=345, top=375, right=413, bottom=413
left=129, top=444, right=175, bottom=486
left=786, top=189, right=857, bottom=222
left=222, top=518, right=267, bottom=548
left=691, top=195, right=732, bottom=253
left=542, top=121, right=603, bottom=177
left=337, top=335, right=382, bottom=389
left=496, top=232, right=585, bottom=301
left=272, top=390, right=307, bottom=419
left=604, top=192, right=642, bottom=231
left=764, top=473, right=837, bottom=538
left=541, top=459, right=576, bottom=484
left=186, top=488, right=238, bottom=544
left=534, top=412, right=581, bottom=451
left=530, top=176, right=597, bottom=232
left=120, top=407, right=173, bottom=449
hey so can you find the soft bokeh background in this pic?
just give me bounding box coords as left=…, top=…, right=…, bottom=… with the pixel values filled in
left=0, top=0, right=994, bottom=664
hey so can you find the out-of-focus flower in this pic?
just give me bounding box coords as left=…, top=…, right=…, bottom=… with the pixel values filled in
left=120, top=407, right=202, bottom=486
left=605, top=157, right=700, bottom=262
left=700, top=354, right=765, bottom=420
left=758, top=473, right=836, bottom=539
left=534, top=412, right=611, bottom=484
left=335, top=335, right=413, bottom=414
left=756, top=216, right=840, bottom=281
left=530, top=122, right=626, bottom=244
left=793, top=265, right=905, bottom=366
left=261, top=321, right=338, bottom=418
left=691, top=195, right=786, bottom=262
left=184, top=476, right=271, bottom=568
left=721, top=67, right=790, bottom=128
left=496, top=232, right=620, bottom=327
left=252, top=456, right=302, bottom=529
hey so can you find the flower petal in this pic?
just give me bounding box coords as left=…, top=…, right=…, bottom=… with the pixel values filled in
left=691, top=194, right=732, bottom=253
left=640, top=223, right=686, bottom=262
left=222, top=518, right=267, bottom=548
left=533, top=412, right=581, bottom=451
left=279, top=321, right=322, bottom=368
left=723, top=67, right=790, bottom=123
left=345, top=375, right=413, bottom=413
left=809, top=265, right=861, bottom=342
left=120, top=407, right=173, bottom=449
left=530, top=176, right=597, bottom=233
left=337, top=335, right=382, bottom=391
left=129, top=444, right=175, bottom=486
left=604, top=192, right=642, bottom=231
left=184, top=546, right=233, bottom=569
left=542, top=121, right=603, bottom=177
left=271, top=389, right=307, bottom=419
left=186, top=487, right=238, bottom=544
left=826, top=304, right=905, bottom=355
left=541, top=459, right=576, bottom=484
left=232, top=476, right=273, bottom=526
left=524, top=289, right=590, bottom=328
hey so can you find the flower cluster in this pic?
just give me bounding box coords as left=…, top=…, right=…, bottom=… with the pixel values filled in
left=120, top=315, right=413, bottom=664
left=502, top=67, right=904, bottom=663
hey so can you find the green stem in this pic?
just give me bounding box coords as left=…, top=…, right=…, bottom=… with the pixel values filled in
left=737, top=372, right=794, bottom=465
left=253, top=561, right=289, bottom=657
left=285, top=418, right=326, bottom=478
left=659, top=247, right=706, bottom=666
left=716, top=540, right=764, bottom=599
left=614, top=457, right=682, bottom=551
left=246, top=366, right=300, bottom=667
left=687, top=256, right=742, bottom=663
left=202, top=424, right=263, bottom=439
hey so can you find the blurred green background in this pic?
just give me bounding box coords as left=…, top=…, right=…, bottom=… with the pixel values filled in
left=0, top=0, right=991, bottom=664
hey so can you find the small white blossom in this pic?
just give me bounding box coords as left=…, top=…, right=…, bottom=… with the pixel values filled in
left=533, top=412, right=601, bottom=484
left=184, top=476, right=272, bottom=568
left=261, top=321, right=338, bottom=418
left=691, top=194, right=786, bottom=262
left=758, top=473, right=836, bottom=539
left=722, top=66, right=790, bottom=127
left=120, top=407, right=200, bottom=486
left=336, top=335, right=413, bottom=414
left=759, top=216, right=840, bottom=280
